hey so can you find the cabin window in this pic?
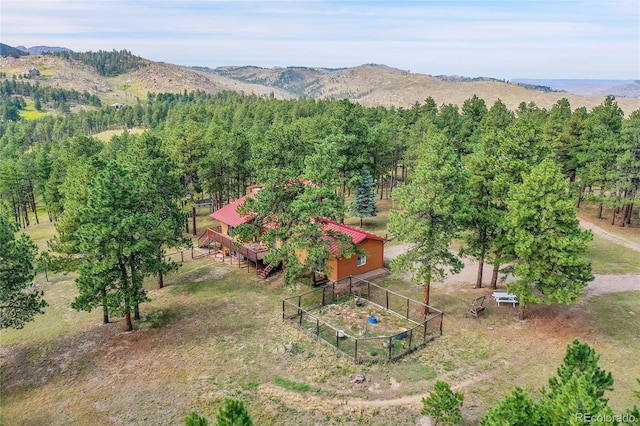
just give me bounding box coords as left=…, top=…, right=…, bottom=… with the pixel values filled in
left=356, top=255, right=367, bottom=267
left=227, top=226, right=234, bottom=237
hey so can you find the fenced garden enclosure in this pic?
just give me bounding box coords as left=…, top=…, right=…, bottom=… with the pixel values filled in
left=282, top=277, right=444, bottom=363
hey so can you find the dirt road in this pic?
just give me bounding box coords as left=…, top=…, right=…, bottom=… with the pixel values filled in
left=383, top=220, right=640, bottom=298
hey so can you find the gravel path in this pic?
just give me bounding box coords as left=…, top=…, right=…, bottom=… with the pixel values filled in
left=383, top=220, right=640, bottom=298
left=579, top=218, right=640, bottom=252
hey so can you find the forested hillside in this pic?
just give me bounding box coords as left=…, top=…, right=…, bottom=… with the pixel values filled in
left=2, top=89, right=638, bottom=229
left=1, top=65, right=639, bottom=425
left=2, top=51, right=639, bottom=114
left=1, top=47, right=639, bottom=325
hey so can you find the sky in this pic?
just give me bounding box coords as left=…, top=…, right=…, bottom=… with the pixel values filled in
left=1, top=1, right=639, bottom=80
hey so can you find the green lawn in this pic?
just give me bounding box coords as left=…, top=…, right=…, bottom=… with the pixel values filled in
left=587, top=234, right=640, bottom=274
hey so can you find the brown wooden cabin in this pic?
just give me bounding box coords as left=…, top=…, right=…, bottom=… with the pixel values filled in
left=203, top=193, right=386, bottom=281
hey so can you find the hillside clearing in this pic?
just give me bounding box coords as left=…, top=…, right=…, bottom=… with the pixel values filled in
left=2, top=204, right=639, bottom=425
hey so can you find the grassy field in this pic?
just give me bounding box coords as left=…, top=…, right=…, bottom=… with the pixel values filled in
left=19, top=103, right=49, bottom=120
left=587, top=234, right=640, bottom=274
left=2, top=202, right=639, bottom=425
left=93, top=127, right=147, bottom=142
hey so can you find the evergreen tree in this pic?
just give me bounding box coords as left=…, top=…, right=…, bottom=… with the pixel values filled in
left=421, top=381, right=464, bottom=426
left=576, top=96, right=624, bottom=219
left=480, top=387, right=540, bottom=426
left=0, top=216, right=47, bottom=329
left=540, top=375, right=616, bottom=425
left=505, top=160, right=593, bottom=319
left=184, top=411, right=208, bottom=426
left=215, top=398, right=253, bottom=426
left=481, top=340, right=621, bottom=425
left=548, top=339, right=614, bottom=404
left=350, top=166, right=378, bottom=227
left=245, top=146, right=355, bottom=286
left=389, top=129, right=468, bottom=312
left=73, top=158, right=184, bottom=331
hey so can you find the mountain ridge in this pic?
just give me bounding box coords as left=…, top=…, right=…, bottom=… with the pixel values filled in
left=1, top=45, right=638, bottom=114
left=15, top=45, right=73, bottom=55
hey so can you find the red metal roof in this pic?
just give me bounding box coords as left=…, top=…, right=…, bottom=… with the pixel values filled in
left=209, top=193, right=254, bottom=227
left=210, top=199, right=386, bottom=256
left=318, top=218, right=386, bottom=255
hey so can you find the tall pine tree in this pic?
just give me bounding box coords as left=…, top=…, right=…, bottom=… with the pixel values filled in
left=0, top=216, right=47, bottom=329
left=389, top=129, right=468, bottom=312
left=505, top=160, right=593, bottom=319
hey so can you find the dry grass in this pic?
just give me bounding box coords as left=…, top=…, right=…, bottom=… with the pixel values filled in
left=3, top=201, right=639, bottom=425
left=93, top=128, right=147, bottom=142
left=2, top=257, right=638, bottom=425
left=3, top=56, right=639, bottom=116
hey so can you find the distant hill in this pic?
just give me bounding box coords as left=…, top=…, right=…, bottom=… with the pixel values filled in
left=1, top=50, right=638, bottom=115
left=205, top=64, right=640, bottom=113
left=207, top=65, right=337, bottom=97
left=513, top=79, right=640, bottom=99
left=15, top=45, right=73, bottom=55
left=0, top=43, right=28, bottom=57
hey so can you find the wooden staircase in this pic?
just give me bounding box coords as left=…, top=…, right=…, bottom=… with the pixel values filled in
left=198, top=238, right=212, bottom=248
left=258, top=261, right=279, bottom=279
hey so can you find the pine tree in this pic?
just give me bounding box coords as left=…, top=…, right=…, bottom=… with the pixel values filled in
left=480, top=387, right=539, bottom=426
left=548, top=339, right=614, bottom=403
left=350, top=166, right=378, bottom=227
left=481, top=340, right=620, bottom=425
left=0, top=216, right=47, bottom=329
left=421, top=381, right=464, bottom=425
left=215, top=398, right=253, bottom=426
left=184, top=411, right=208, bottom=426
left=540, top=375, right=616, bottom=425
left=245, top=136, right=356, bottom=286
left=505, top=160, right=593, bottom=319
left=389, top=129, right=468, bottom=311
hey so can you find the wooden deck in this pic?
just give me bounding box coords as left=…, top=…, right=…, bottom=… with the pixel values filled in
left=200, top=227, right=274, bottom=276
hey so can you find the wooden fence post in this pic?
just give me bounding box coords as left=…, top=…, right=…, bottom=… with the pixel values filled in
left=408, top=329, right=413, bottom=350
left=354, top=339, right=358, bottom=363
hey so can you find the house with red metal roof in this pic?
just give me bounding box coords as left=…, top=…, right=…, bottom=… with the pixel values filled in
left=201, top=191, right=386, bottom=282
left=316, top=218, right=386, bottom=282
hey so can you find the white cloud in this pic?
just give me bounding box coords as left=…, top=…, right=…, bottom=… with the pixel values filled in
left=1, top=0, right=638, bottom=79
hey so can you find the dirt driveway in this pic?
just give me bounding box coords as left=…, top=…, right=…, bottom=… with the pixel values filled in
left=383, top=221, right=640, bottom=298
